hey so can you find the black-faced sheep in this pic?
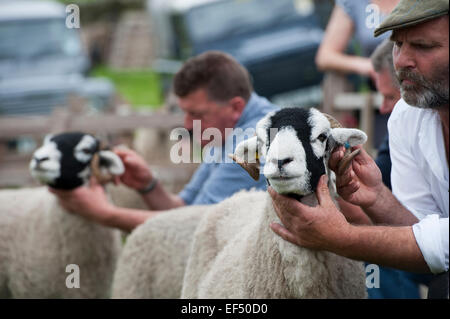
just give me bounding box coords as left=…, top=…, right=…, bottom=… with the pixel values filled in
left=111, top=107, right=369, bottom=299
left=0, top=132, right=124, bottom=298
left=181, top=107, right=368, bottom=298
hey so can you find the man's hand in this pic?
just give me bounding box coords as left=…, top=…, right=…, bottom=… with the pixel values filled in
left=329, top=145, right=383, bottom=209
left=49, top=177, right=114, bottom=224
left=269, top=175, right=352, bottom=251
left=114, top=148, right=153, bottom=191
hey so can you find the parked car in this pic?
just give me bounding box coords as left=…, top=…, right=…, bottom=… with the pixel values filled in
left=0, top=0, right=115, bottom=116
left=149, top=0, right=329, bottom=106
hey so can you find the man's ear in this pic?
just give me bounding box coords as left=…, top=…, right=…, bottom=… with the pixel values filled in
left=228, top=135, right=261, bottom=181
left=98, top=150, right=125, bottom=175
left=330, top=128, right=367, bottom=147
left=229, top=96, right=246, bottom=114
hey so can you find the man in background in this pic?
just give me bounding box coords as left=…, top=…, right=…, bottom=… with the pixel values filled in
left=52, top=51, right=279, bottom=232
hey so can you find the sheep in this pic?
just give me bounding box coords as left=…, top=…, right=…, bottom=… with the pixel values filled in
left=111, top=205, right=209, bottom=298
left=181, top=107, right=368, bottom=298
left=0, top=132, right=125, bottom=298
left=111, top=107, right=368, bottom=299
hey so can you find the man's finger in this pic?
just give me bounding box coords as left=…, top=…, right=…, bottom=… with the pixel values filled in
left=316, top=175, right=333, bottom=207
left=269, top=187, right=313, bottom=225
left=269, top=187, right=307, bottom=216
left=338, top=181, right=360, bottom=198
left=270, top=222, right=299, bottom=246
left=352, top=145, right=372, bottom=166
left=123, top=156, right=142, bottom=167
left=328, top=146, right=345, bottom=171
left=336, top=167, right=356, bottom=189
left=113, top=148, right=134, bottom=156
left=89, top=175, right=100, bottom=187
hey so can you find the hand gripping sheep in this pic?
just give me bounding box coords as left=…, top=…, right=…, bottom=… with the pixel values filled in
left=0, top=132, right=124, bottom=298
left=181, top=107, right=368, bottom=298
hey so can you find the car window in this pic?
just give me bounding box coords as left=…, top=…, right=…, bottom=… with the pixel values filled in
left=185, top=0, right=314, bottom=43
left=0, top=18, right=81, bottom=61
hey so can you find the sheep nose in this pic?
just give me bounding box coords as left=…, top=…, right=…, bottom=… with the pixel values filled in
left=34, top=156, right=49, bottom=164
left=277, top=158, right=293, bottom=169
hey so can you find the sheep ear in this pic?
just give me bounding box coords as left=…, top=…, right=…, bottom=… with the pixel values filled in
left=330, top=128, right=367, bottom=148
left=228, top=136, right=261, bottom=181
left=330, top=128, right=367, bottom=175
left=43, top=134, right=54, bottom=144
left=98, top=150, right=125, bottom=175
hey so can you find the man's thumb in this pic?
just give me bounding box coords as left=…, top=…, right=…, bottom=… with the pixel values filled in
left=89, top=175, right=100, bottom=188
left=316, top=175, right=332, bottom=206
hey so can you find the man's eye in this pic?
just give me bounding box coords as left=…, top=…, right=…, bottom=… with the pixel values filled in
left=414, top=43, right=433, bottom=50
left=317, top=134, right=327, bottom=142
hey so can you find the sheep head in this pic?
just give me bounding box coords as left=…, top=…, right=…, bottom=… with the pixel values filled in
left=229, top=108, right=367, bottom=197
left=30, top=132, right=124, bottom=190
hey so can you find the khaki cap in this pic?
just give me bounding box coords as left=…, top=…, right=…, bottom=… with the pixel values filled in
left=374, top=0, right=449, bottom=37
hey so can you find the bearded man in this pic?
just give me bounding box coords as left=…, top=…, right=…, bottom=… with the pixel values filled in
left=269, top=0, right=449, bottom=299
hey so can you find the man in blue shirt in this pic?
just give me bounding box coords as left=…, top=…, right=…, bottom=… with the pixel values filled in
left=51, top=51, right=278, bottom=232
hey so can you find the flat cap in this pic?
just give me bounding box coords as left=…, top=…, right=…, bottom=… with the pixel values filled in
left=374, top=0, right=449, bottom=37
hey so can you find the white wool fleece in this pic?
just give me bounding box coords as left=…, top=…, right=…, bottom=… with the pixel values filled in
left=0, top=185, right=139, bottom=299
left=181, top=190, right=367, bottom=299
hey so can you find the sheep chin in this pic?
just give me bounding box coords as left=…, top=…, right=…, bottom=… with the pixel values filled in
left=268, top=176, right=318, bottom=206
left=268, top=175, right=311, bottom=196
left=29, top=165, right=60, bottom=185
left=31, top=171, right=58, bottom=185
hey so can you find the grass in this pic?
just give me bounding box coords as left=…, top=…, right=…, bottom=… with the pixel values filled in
left=90, top=66, right=164, bottom=110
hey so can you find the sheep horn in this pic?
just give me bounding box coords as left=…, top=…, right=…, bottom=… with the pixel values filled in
left=337, top=148, right=361, bottom=176
left=228, top=154, right=260, bottom=181
left=322, top=112, right=361, bottom=175
left=322, top=113, right=342, bottom=129
left=90, top=153, right=114, bottom=185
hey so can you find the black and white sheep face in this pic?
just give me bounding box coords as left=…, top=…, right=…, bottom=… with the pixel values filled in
left=231, top=107, right=367, bottom=196
left=30, top=132, right=124, bottom=190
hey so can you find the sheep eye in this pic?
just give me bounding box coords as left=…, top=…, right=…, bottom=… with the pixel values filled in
left=81, top=148, right=92, bottom=154
left=317, top=134, right=327, bottom=143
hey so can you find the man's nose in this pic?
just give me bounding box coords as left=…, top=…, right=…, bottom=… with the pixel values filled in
left=393, top=44, right=416, bottom=71
left=184, top=115, right=193, bottom=131
left=379, top=99, right=390, bottom=115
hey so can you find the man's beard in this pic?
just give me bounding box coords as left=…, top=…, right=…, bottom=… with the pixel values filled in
left=396, top=67, right=449, bottom=109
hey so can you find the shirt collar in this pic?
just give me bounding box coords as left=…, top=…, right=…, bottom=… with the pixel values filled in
left=234, top=92, right=258, bottom=129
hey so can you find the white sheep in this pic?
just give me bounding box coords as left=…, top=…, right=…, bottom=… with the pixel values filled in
left=111, top=204, right=209, bottom=298
left=0, top=132, right=125, bottom=298
left=181, top=107, right=368, bottom=298
left=111, top=107, right=368, bottom=299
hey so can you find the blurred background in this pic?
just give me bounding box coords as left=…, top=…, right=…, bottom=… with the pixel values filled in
left=0, top=0, right=384, bottom=190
